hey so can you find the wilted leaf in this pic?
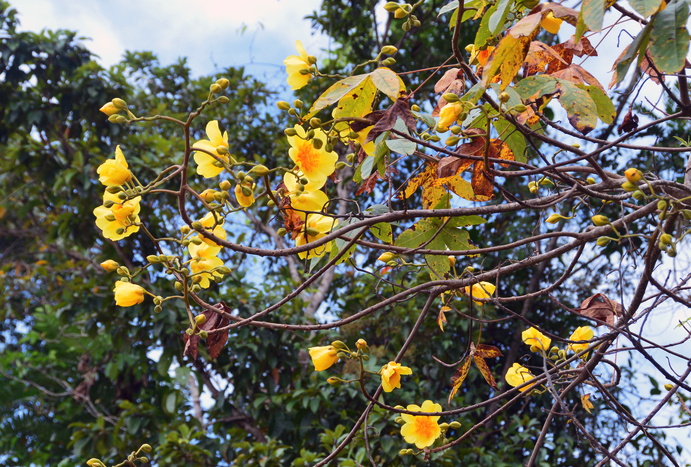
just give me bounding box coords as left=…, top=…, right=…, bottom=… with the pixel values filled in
left=474, top=355, right=499, bottom=390
left=650, top=0, right=690, bottom=73
left=640, top=52, right=664, bottom=84
left=577, top=293, right=624, bottom=326
left=308, top=74, right=370, bottom=116
left=438, top=306, right=450, bottom=332
left=618, top=108, right=640, bottom=134
left=332, top=76, right=378, bottom=135
left=432, top=79, right=465, bottom=116
left=555, top=79, right=598, bottom=134
left=514, top=75, right=559, bottom=100
left=551, top=64, right=606, bottom=93
left=365, top=99, right=417, bottom=143
left=581, top=393, right=595, bottom=414
left=183, top=306, right=230, bottom=361
left=474, top=344, right=503, bottom=358
left=370, top=67, right=404, bottom=101
left=434, top=67, right=462, bottom=93
left=483, top=34, right=533, bottom=90
left=449, top=356, right=473, bottom=404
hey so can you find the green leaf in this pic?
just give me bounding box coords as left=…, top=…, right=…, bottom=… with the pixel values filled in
left=370, top=67, right=401, bottom=100
left=332, top=76, right=377, bottom=134
left=425, top=234, right=449, bottom=279
left=493, top=116, right=526, bottom=163
left=386, top=138, right=416, bottom=155
left=578, top=85, right=616, bottom=124
left=650, top=0, right=690, bottom=73
left=165, top=392, right=177, bottom=414
left=157, top=347, right=174, bottom=376
left=474, top=5, right=496, bottom=49
left=412, top=110, right=436, bottom=128
left=581, top=0, right=605, bottom=32
left=439, top=226, right=477, bottom=253
left=360, top=156, right=375, bottom=180
left=371, top=222, right=393, bottom=243
left=514, top=75, right=558, bottom=99
left=629, top=0, right=663, bottom=17
left=556, top=79, right=598, bottom=134
left=613, top=22, right=653, bottom=87
left=394, top=218, right=437, bottom=249
left=308, top=74, right=370, bottom=116
left=446, top=215, right=487, bottom=228
left=489, top=0, right=512, bottom=35
left=439, top=0, right=461, bottom=17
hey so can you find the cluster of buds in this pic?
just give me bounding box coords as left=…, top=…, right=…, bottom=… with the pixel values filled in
left=384, top=2, right=420, bottom=30
left=209, top=77, right=230, bottom=105
left=87, top=443, right=151, bottom=467
left=99, top=98, right=130, bottom=123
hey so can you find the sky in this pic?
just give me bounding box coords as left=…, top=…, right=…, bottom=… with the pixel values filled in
left=12, top=0, right=330, bottom=86
left=11, top=0, right=691, bottom=460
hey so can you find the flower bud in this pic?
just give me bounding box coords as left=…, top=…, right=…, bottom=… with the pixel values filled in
left=591, top=215, right=610, bottom=226
left=277, top=101, right=292, bottom=112
left=530, top=344, right=540, bottom=353
left=660, top=233, right=672, bottom=245
left=382, top=57, right=396, bottom=66
left=449, top=421, right=462, bottom=429
left=395, top=7, right=408, bottom=18
left=445, top=136, right=460, bottom=146
left=309, top=118, right=322, bottom=129
left=586, top=177, right=596, bottom=185
left=251, top=165, right=270, bottom=177
left=100, top=260, right=119, bottom=272
left=440, top=422, right=449, bottom=431
left=293, top=99, right=304, bottom=108
left=429, top=135, right=441, bottom=142
left=499, top=92, right=510, bottom=103
left=217, top=96, right=230, bottom=104
left=450, top=125, right=462, bottom=135
left=513, top=104, right=528, bottom=112
left=335, top=161, right=346, bottom=170
left=277, top=227, right=287, bottom=236
left=384, top=2, right=400, bottom=12
left=621, top=181, right=639, bottom=192
left=448, top=256, right=456, bottom=267
left=308, top=55, right=318, bottom=65
left=664, top=383, right=674, bottom=391
left=381, top=45, right=398, bottom=55
left=327, top=376, right=342, bottom=386
left=657, top=199, right=668, bottom=211
left=356, top=338, right=368, bottom=350
left=241, top=185, right=253, bottom=197
left=378, top=252, right=396, bottom=263
left=312, top=138, right=323, bottom=150
left=210, top=83, right=222, bottom=94
left=442, top=93, right=459, bottom=103
left=217, top=180, right=231, bottom=192
left=112, top=98, right=128, bottom=110
left=180, top=225, right=190, bottom=234
left=683, top=210, right=691, bottom=220
left=115, top=115, right=128, bottom=124
left=198, top=329, right=207, bottom=338
left=596, top=237, right=611, bottom=247
left=632, top=190, right=644, bottom=200
left=191, top=221, right=203, bottom=231
left=147, top=255, right=160, bottom=264
left=545, top=213, right=563, bottom=224
left=624, top=168, right=643, bottom=183
left=331, top=340, right=348, bottom=350
left=195, top=314, right=207, bottom=325
left=288, top=108, right=298, bottom=116
left=529, top=185, right=538, bottom=194
left=324, top=143, right=334, bottom=153
left=550, top=346, right=559, bottom=354
left=108, top=114, right=120, bottom=123
left=87, top=459, right=107, bottom=467
left=387, top=260, right=398, bottom=267
left=399, top=449, right=409, bottom=456
left=305, top=227, right=320, bottom=236
left=216, top=78, right=230, bottom=89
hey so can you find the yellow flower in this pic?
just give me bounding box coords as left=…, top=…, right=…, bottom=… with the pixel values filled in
left=438, top=102, right=463, bottom=129
left=464, top=281, right=496, bottom=305
left=541, top=12, right=562, bottom=34
left=196, top=212, right=227, bottom=248
left=283, top=40, right=312, bottom=90
left=283, top=172, right=329, bottom=217
left=97, top=146, right=132, bottom=186
left=189, top=241, right=225, bottom=289
left=287, top=125, right=338, bottom=189
left=568, top=326, right=594, bottom=356
left=522, top=327, right=551, bottom=352
left=308, top=345, right=339, bottom=371
left=505, top=363, right=536, bottom=392
left=235, top=182, right=256, bottom=208
left=99, top=103, right=119, bottom=116
left=380, top=361, right=413, bottom=392
left=100, top=260, right=119, bottom=272
left=113, top=281, right=145, bottom=307
left=400, top=400, right=442, bottom=449
left=295, top=213, right=338, bottom=259
left=193, top=120, right=229, bottom=178
left=357, top=127, right=376, bottom=156
left=93, top=191, right=141, bottom=241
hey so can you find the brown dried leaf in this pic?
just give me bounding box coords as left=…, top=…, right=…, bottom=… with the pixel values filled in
left=350, top=110, right=386, bottom=133
left=474, top=344, right=503, bottom=359
left=640, top=52, right=664, bottom=85
left=448, top=356, right=472, bottom=404
left=618, top=108, right=640, bottom=134
left=183, top=306, right=231, bottom=361
left=365, top=99, right=417, bottom=143
left=474, top=355, right=499, bottom=390
left=524, top=41, right=569, bottom=77
left=434, top=68, right=462, bottom=94
left=551, top=64, right=606, bottom=93
left=355, top=171, right=381, bottom=196
left=438, top=305, right=450, bottom=332
left=577, top=293, right=624, bottom=326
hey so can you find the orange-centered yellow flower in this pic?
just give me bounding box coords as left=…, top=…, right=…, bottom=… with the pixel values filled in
left=541, top=12, right=562, bottom=34
left=99, top=102, right=119, bottom=116
left=295, top=213, right=338, bottom=259
left=568, top=326, right=594, bottom=355
left=193, top=120, right=229, bottom=178
left=308, top=345, right=339, bottom=371
left=93, top=191, right=141, bottom=241
left=400, top=400, right=442, bottom=449
left=189, top=241, right=225, bottom=289
left=287, top=125, right=338, bottom=189
left=464, top=281, right=496, bottom=305
left=505, top=363, right=536, bottom=392
left=438, top=102, right=463, bottom=129
left=522, top=327, right=552, bottom=352
left=380, top=361, right=413, bottom=392
left=97, top=146, right=132, bottom=186
left=283, top=40, right=312, bottom=90
left=283, top=172, right=329, bottom=217
left=113, top=281, right=145, bottom=307
left=194, top=212, right=227, bottom=248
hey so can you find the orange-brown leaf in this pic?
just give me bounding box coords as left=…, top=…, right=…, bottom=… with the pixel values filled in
left=473, top=355, right=499, bottom=390
left=434, top=67, right=462, bottom=94
left=471, top=159, right=495, bottom=200
left=438, top=305, right=450, bottom=332
left=577, top=293, right=624, bottom=326
left=449, top=356, right=473, bottom=404
left=474, top=344, right=503, bottom=359
left=551, top=64, right=606, bottom=93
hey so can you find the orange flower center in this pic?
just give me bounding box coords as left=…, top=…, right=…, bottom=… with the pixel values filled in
left=295, top=139, right=321, bottom=174
left=112, top=204, right=134, bottom=224
left=412, top=417, right=437, bottom=440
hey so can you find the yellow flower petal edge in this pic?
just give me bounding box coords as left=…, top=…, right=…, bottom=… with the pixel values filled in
left=295, top=213, right=338, bottom=259
left=97, top=145, right=132, bottom=186
left=308, top=346, right=339, bottom=371
left=464, top=281, right=496, bottom=305
left=505, top=363, right=536, bottom=392
left=284, top=40, right=312, bottom=90
left=113, top=281, right=145, bottom=307
left=192, top=120, right=229, bottom=178
left=568, top=326, right=594, bottom=356
left=399, top=400, right=442, bottom=449
left=521, top=327, right=552, bottom=352
left=380, top=361, right=413, bottom=393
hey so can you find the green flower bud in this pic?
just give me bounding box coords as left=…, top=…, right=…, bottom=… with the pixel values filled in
left=174, top=281, right=184, bottom=292
left=660, top=233, right=673, bottom=245
left=210, top=83, right=222, bottom=94
left=336, top=161, right=347, bottom=170
left=198, top=330, right=208, bottom=338
left=545, top=213, right=564, bottom=224
left=115, top=227, right=125, bottom=235
left=621, top=181, right=639, bottom=192
left=445, top=136, right=460, bottom=146
left=429, top=135, right=441, bottom=142
left=116, top=192, right=127, bottom=201
left=115, top=115, right=128, bottom=124
left=216, top=145, right=229, bottom=155
left=112, top=98, right=128, bottom=110
left=216, top=266, right=232, bottom=274
left=250, top=165, right=270, bottom=177
left=346, top=153, right=356, bottom=162
left=665, top=383, right=674, bottom=390
left=241, top=186, right=253, bottom=197
left=146, top=255, right=160, bottom=264
left=411, top=104, right=420, bottom=112
left=309, top=118, right=322, bottom=128
left=277, top=101, right=291, bottom=111
left=632, top=190, right=645, bottom=200
left=180, top=225, right=191, bottom=235
left=682, top=210, right=691, bottom=220
left=513, top=104, right=528, bottom=113
left=442, top=93, right=459, bottom=103
left=288, top=108, right=298, bottom=116
left=596, top=237, right=611, bottom=247
left=305, top=227, right=320, bottom=236
left=324, top=143, right=334, bottom=153
left=591, top=215, right=610, bottom=226
left=449, top=421, right=462, bottom=429
left=216, top=78, right=230, bottom=89
left=312, top=138, right=323, bottom=150
left=217, top=96, right=230, bottom=104
left=191, top=284, right=201, bottom=293
left=327, top=376, right=342, bottom=386
left=450, top=125, right=462, bottom=135
left=499, top=92, right=510, bottom=103
left=154, top=305, right=162, bottom=313
left=307, top=55, right=318, bottom=65
left=387, top=260, right=398, bottom=267
left=382, top=57, right=396, bottom=66
left=667, top=246, right=677, bottom=257
left=191, top=221, right=203, bottom=231
left=293, top=99, right=304, bottom=109
left=399, top=449, right=409, bottom=456
left=381, top=45, right=398, bottom=55
left=657, top=199, right=669, bottom=211
left=108, top=114, right=120, bottom=123
left=277, top=227, right=287, bottom=236
left=586, top=177, right=596, bottom=185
